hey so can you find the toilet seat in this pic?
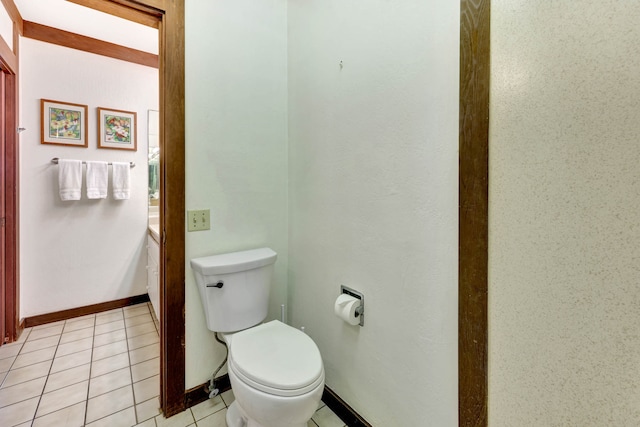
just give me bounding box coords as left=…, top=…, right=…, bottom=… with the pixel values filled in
left=228, top=320, right=324, bottom=398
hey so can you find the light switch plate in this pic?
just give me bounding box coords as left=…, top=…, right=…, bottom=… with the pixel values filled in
left=187, top=209, right=210, bottom=231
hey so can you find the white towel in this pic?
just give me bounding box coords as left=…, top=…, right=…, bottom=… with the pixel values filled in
left=58, top=159, right=82, bottom=201
left=112, top=162, right=131, bottom=200
left=86, top=161, right=108, bottom=199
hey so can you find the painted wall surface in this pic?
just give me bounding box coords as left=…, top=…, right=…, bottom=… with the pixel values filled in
left=288, top=1, right=459, bottom=425
left=184, top=0, right=288, bottom=388
left=20, top=38, right=158, bottom=317
left=489, top=2, right=640, bottom=425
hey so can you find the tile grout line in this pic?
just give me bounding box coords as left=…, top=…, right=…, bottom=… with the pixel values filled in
left=29, top=320, right=65, bottom=427
left=83, top=315, right=98, bottom=426
left=123, top=307, right=138, bottom=426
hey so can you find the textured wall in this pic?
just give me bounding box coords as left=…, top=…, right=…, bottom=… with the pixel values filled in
left=489, top=2, right=640, bottom=425
left=288, top=1, right=459, bottom=425
left=184, top=0, right=288, bottom=389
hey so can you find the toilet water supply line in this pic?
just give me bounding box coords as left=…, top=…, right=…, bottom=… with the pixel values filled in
left=206, top=332, right=228, bottom=398
left=206, top=304, right=291, bottom=399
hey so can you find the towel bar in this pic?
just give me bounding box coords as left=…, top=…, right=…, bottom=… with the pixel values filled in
left=51, top=157, right=135, bottom=168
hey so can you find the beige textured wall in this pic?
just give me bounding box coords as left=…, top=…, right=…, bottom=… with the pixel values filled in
left=489, top=1, right=640, bottom=425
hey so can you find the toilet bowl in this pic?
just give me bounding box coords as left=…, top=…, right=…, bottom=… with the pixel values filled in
left=190, top=248, right=325, bottom=427
left=224, top=320, right=324, bottom=427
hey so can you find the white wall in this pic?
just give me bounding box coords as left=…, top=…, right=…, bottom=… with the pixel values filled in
left=184, top=0, right=288, bottom=388
left=20, top=38, right=158, bottom=317
left=287, top=1, right=459, bottom=425
left=489, top=2, right=640, bottom=425
left=0, top=1, right=12, bottom=51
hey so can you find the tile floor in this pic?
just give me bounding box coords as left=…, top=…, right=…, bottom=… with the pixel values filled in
left=0, top=302, right=346, bottom=427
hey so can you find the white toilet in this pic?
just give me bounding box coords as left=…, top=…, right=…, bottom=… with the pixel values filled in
left=190, top=248, right=325, bottom=427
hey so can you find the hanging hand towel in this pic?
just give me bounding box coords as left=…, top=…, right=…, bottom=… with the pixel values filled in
left=86, top=161, right=108, bottom=199
left=112, top=162, right=131, bottom=200
left=58, top=159, right=82, bottom=201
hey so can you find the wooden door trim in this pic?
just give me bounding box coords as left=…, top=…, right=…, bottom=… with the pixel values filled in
left=459, top=0, right=490, bottom=426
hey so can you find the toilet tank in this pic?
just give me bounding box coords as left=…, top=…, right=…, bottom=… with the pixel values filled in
left=190, top=248, right=277, bottom=333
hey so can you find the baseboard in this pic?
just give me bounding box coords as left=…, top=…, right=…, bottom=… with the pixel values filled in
left=185, top=374, right=231, bottom=408
left=322, top=386, right=372, bottom=427
left=184, top=377, right=371, bottom=427
left=23, top=294, right=151, bottom=328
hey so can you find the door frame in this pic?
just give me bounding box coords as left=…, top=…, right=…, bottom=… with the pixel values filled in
left=0, top=25, right=20, bottom=346
left=459, top=0, right=490, bottom=426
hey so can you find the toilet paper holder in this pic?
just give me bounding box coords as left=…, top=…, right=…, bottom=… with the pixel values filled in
left=340, top=285, right=364, bottom=326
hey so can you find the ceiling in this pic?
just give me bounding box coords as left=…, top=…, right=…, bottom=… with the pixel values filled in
left=13, top=0, right=158, bottom=54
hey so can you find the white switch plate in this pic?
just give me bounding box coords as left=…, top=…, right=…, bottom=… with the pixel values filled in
left=187, top=209, right=210, bottom=231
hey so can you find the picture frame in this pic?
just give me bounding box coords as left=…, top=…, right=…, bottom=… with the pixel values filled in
left=97, top=107, right=137, bottom=151
left=41, top=99, right=88, bottom=147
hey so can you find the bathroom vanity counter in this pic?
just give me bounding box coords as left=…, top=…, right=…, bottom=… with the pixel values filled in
left=148, top=222, right=160, bottom=243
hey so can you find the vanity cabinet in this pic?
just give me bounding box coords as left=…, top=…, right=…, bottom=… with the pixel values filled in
left=147, top=234, right=160, bottom=320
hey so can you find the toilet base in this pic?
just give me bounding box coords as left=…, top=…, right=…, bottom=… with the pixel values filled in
left=225, top=400, right=308, bottom=427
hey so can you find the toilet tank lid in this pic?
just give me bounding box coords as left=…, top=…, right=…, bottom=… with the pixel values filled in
left=190, top=247, right=277, bottom=275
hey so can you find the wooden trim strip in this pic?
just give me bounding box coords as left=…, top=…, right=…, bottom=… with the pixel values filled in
left=184, top=375, right=231, bottom=409
left=322, top=386, right=372, bottom=427
left=0, top=0, right=22, bottom=35
left=67, top=0, right=161, bottom=29
left=0, top=32, right=17, bottom=73
left=22, top=21, right=159, bottom=69
left=23, top=294, right=150, bottom=328
left=459, top=0, right=490, bottom=426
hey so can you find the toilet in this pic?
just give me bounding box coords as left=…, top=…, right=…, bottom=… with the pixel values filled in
left=190, top=248, right=325, bottom=427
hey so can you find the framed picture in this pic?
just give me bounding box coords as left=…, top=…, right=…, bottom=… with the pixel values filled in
left=97, top=107, right=137, bottom=151
left=41, top=99, right=88, bottom=147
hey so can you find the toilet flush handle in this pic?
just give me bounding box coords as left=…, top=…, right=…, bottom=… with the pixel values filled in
left=206, top=281, right=224, bottom=289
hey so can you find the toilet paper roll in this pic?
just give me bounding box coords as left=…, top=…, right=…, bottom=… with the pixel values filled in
left=334, top=294, right=361, bottom=326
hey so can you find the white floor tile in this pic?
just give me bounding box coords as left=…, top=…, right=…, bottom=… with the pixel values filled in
left=55, top=336, right=93, bottom=358
left=50, top=349, right=92, bottom=374
left=94, top=319, right=125, bottom=336
left=12, top=346, right=56, bottom=369
left=133, top=375, right=159, bottom=404
left=0, top=356, right=15, bottom=374
left=35, top=380, right=88, bottom=418
left=86, top=406, right=137, bottom=427
left=63, top=317, right=95, bottom=333
left=131, top=357, right=159, bottom=383
left=125, top=313, right=153, bottom=327
left=89, top=367, right=132, bottom=398
left=220, top=389, right=235, bottom=407
left=32, top=401, right=85, bottom=427
left=194, top=408, right=226, bottom=427
left=0, top=376, right=47, bottom=408
left=127, top=321, right=157, bottom=338
left=28, top=324, right=64, bottom=341
left=92, top=339, right=128, bottom=362
left=0, top=396, right=40, bottom=426
left=0, top=360, right=52, bottom=389
left=91, top=352, right=130, bottom=378
left=60, top=327, right=95, bottom=344
left=93, top=328, right=127, bottom=347
left=135, top=418, right=157, bottom=427
left=124, top=305, right=151, bottom=318
left=312, top=405, right=346, bottom=427
left=155, top=408, right=195, bottom=427
left=86, top=384, right=134, bottom=424
left=190, top=395, right=225, bottom=421
left=0, top=342, right=22, bottom=360
left=129, top=343, right=159, bottom=365
left=128, top=331, right=160, bottom=351
left=95, top=311, right=124, bottom=325
left=19, top=335, right=59, bottom=354
left=136, top=396, right=161, bottom=422
left=44, top=363, right=91, bottom=393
